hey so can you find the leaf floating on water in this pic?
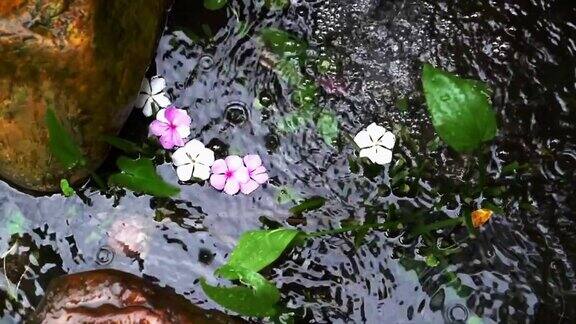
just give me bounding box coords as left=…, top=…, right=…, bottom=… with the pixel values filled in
left=289, top=196, right=326, bottom=215
left=59, top=179, right=75, bottom=197
left=471, top=208, right=493, bottom=228
left=422, top=64, right=497, bottom=152
left=45, top=108, right=85, bottom=169
left=109, top=157, right=180, bottom=198
left=216, top=228, right=302, bottom=279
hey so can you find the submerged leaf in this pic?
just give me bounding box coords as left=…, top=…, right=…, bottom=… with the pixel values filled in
left=216, top=228, right=301, bottom=279
left=203, top=0, right=228, bottom=11
left=45, top=108, right=85, bottom=169
left=260, top=28, right=307, bottom=58
left=109, top=157, right=180, bottom=198
left=289, top=196, right=326, bottom=215
left=422, top=64, right=497, bottom=152
left=316, top=112, right=339, bottom=145
left=103, top=135, right=144, bottom=154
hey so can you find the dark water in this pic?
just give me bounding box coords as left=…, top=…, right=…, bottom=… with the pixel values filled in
left=0, top=0, right=575, bottom=323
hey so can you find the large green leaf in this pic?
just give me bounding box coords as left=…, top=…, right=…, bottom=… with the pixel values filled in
left=45, top=108, right=85, bottom=169
left=201, top=269, right=279, bottom=317
left=108, top=157, right=180, bottom=198
left=422, top=64, right=497, bottom=152
left=215, top=228, right=301, bottom=279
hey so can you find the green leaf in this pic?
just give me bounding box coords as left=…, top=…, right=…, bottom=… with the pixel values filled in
left=260, top=28, right=307, bottom=58
left=201, top=270, right=279, bottom=317
left=59, top=179, right=75, bottom=197
left=289, top=196, right=326, bottom=215
left=275, top=57, right=304, bottom=86
left=103, top=135, right=144, bottom=154
left=316, top=112, right=339, bottom=145
left=109, top=157, right=180, bottom=198
left=265, top=0, right=290, bottom=10
left=216, top=229, right=301, bottom=279
left=203, top=0, right=227, bottom=11
left=422, top=64, right=497, bottom=152
left=45, top=108, right=85, bottom=169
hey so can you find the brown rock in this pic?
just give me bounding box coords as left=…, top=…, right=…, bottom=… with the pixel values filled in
left=28, top=269, right=243, bottom=324
left=0, top=0, right=168, bottom=191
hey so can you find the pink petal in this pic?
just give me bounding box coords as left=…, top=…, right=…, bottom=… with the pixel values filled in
left=243, top=154, right=262, bottom=172
left=210, top=174, right=227, bottom=190
left=223, top=179, right=240, bottom=195
left=165, top=106, right=191, bottom=127
left=149, top=120, right=169, bottom=136
left=240, top=179, right=259, bottom=195
left=251, top=171, right=269, bottom=184
left=159, top=134, right=175, bottom=149
left=211, top=159, right=228, bottom=174
left=225, top=155, right=244, bottom=172
left=171, top=130, right=185, bottom=147
left=232, top=166, right=250, bottom=184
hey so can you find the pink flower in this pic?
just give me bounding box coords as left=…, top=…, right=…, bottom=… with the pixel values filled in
left=210, top=155, right=250, bottom=195
left=240, top=154, right=269, bottom=194
left=149, top=106, right=191, bottom=150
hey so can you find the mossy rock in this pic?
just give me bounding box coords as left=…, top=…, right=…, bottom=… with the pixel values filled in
left=0, top=0, right=168, bottom=191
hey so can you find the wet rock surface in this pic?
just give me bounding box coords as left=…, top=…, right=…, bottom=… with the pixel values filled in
left=0, top=0, right=168, bottom=191
left=29, top=269, right=241, bottom=324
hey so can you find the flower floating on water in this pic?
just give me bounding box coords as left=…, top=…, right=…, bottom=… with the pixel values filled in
left=149, top=106, right=191, bottom=150
left=108, top=217, right=150, bottom=258
left=210, top=155, right=250, bottom=195
left=354, top=123, right=396, bottom=165
left=172, top=139, right=215, bottom=181
left=471, top=208, right=493, bottom=228
left=136, top=76, right=171, bottom=117
left=240, top=154, right=269, bottom=195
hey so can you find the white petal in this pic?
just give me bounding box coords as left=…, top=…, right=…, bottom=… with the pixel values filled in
left=360, top=146, right=392, bottom=165
left=153, top=93, right=171, bottom=108
left=150, top=76, right=166, bottom=94
left=176, top=125, right=191, bottom=138
left=140, top=78, right=152, bottom=94
left=377, top=131, right=396, bottom=150
left=176, top=164, right=194, bottom=181
left=172, top=147, right=192, bottom=166
left=155, top=108, right=168, bottom=123
left=142, top=101, right=154, bottom=117
left=366, top=123, right=387, bottom=142
left=354, top=130, right=373, bottom=149
left=192, top=163, right=211, bottom=180
left=135, top=94, right=150, bottom=109
left=197, top=148, right=215, bottom=166
left=183, top=139, right=205, bottom=157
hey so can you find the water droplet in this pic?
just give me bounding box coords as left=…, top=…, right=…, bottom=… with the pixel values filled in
left=448, top=304, right=469, bottom=323
left=199, top=54, right=214, bottom=70
left=198, top=248, right=214, bottom=265
left=259, top=91, right=274, bottom=107
left=265, top=133, right=280, bottom=151
left=206, top=138, right=229, bottom=159
left=96, top=246, right=114, bottom=265
left=225, top=101, right=248, bottom=125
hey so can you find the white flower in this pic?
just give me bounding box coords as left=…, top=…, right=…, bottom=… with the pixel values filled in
left=354, top=123, right=396, bottom=165
left=136, top=76, right=171, bottom=117
left=172, top=139, right=215, bottom=181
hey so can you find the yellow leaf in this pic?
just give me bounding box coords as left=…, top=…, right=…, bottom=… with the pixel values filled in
left=471, top=209, right=493, bottom=228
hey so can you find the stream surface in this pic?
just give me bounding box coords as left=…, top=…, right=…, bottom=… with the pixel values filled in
left=0, top=0, right=575, bottom=323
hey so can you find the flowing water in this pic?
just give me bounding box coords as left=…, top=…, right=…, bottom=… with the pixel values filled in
left=0, top=0, right=575, bottom=323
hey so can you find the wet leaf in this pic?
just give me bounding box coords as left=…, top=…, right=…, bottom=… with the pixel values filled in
left=290, top=196, right=326, bottom=215
left=260, top=28, right=307, bottom=58
left=316, top=112, right=339, bottom=145
left=425, top=254, right=440, bottom=267
left=59, top=179, right=75, bottom=197
left=275, top=186, right=300, bottom=205
left=422, top=64, right=497, bottom=152
left=216, top=228, right=302, bottom=279
left=201, top=269, right=279, bottom=317
left=46, top=108, right=85, bottom=169
left=103, top=135, right=144, bottom=154
left=265, top=0, right=289, bottom=10
left=109, top=157, right=179, bottom=198
left=203, top=0, right=227, bottom=11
